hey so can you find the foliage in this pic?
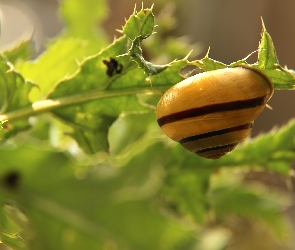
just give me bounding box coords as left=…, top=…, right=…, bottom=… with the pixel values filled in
left=0, top=1, right=294, bottom=249
left=190, top=19, right=295, bottom=90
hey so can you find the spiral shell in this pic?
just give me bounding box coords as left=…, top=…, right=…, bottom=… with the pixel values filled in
left=156, top=67, right=273, bottom=159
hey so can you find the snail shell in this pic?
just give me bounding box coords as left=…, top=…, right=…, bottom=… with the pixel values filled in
left=156, top=67, right=273, bottom=159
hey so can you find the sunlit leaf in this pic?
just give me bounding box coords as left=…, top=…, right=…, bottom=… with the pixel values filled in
left=15, top=0, right=109, bottom=102
left=2, top=39, right=34, bottom=64
left=123, top=5, right=155, bottom=40
left=191, top=49, right=227, bottom=71
left=0, top=55, right=33, bottom=140
left=252, top=21, right=295, bottom=89
left=16, top=38, right=86, bottom=101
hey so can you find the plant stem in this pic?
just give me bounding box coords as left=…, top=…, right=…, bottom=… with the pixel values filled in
left=0, top=87, right=165, bottom=122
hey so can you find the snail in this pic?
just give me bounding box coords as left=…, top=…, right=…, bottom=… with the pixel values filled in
left=156, top=67, right=274, bottom=159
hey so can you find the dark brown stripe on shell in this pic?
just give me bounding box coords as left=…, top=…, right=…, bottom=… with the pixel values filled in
left=195, top=142, right=239, bottom=154
left=179, top=123, right=253, bottom=144
left=204, top=153, right=227, bottom=159
left=157, top=96, right=268, bottom=127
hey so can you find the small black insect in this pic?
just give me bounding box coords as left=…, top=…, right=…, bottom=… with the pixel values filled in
left=2, top=171, right=20, bottom=190
left=103, top=57, right=123, bottom=77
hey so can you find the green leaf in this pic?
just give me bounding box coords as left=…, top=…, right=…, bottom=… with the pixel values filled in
left=122, top=5, right=155, bottom=40
left=191, top=21, right=295, bottom=90
left=158, top=141, right=291, bottom=242
left=42, top=31, right=188, bottom=154
left=138, top=4, right=200, bottom=64
left=126, top=36, right=170, bottom=76
left=157, top=134, right=291, bottom=240
left=2, top=3, right=295, bottom=250
left=45, top=36, right=142, bottom=153
left=2, top=39, right=34, bottom=64
left=122, top=6, right=171, bottom=76
left=0, top=55, right=33, bottom=140
left=1, top=8, right=189, bottom=155
left=0, top=204, right=29, bottom=250
left=256, top=21, right=279, bottom=70
left=190, top=49, right=227, bottom=71
left=15, top=0, right=109, bottom=103
left=109, top=112, right=158, bottom=156
left=67, top=115, right=117, bottom=154
left=251, top=21, right=295, bottom=89
left=0, top=141, right=196, bottom=250
left=162, top=169, right=212, bottom=224
left=217, top=119, right=295, bottom=174
left=209, top=170, right=290, bottom=239
left=15, top=38, right=86, bottom=102
left=0, top=4, right=190, bottom=154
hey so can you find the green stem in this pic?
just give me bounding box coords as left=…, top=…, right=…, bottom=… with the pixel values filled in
left=0, top=87, right=166, bottom=122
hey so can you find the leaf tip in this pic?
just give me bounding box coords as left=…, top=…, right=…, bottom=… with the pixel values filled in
left=260, top=16, right=266, bottom=33
left=6, top=69, right=14, bottom=74
left=150, top=3, right=155, bottom=11
left=184, top=50, right=193, bottom=61
left=266, top=104, right=273, bottom=110
left=133, top=3, right=137, bottom=15
left=243, top=49, right=259, bottom=62
left=205, top=46, right=211, bottom=58
left=116, top=29, right=123, bottom=34
left=112, top=35, right=118, bottom=42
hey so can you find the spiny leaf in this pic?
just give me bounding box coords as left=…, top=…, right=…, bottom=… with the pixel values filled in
left=45, top=32, right=187, bottom=154
left=16, top=0, right=109, bottom=102
left=123, top=5, right=155, bottom=40
left=16, top=38, right=87, bottom=102
left=0, top=55, right=33, bottom=140
left=256, top=20, right=279, bottom=70
left=122, top=6, right=172, bottom=76
left=191, top=21, right=295, bottom=90
left=125, top=36, right=170, bottom=76
left=190, top=48, right=227, bottom=71
left=145, top=36, right=201, bottom=64
left=136, top=3, right=200, bottom=64
left=43, top=6, right=189, bottom=154
left=251, top=21, right=295, bottom=89
left=0, top=5, right=189, bottom=154
left=2, top=39, right=34, bottom=64
left=45, top=36, right=142, bottom=153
